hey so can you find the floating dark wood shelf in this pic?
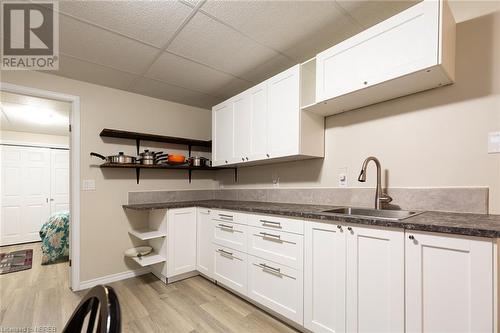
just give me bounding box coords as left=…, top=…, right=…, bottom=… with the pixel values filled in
left=97, top=128, right=236, bottom=184
left=100, top=128, right=211, bottom=154
left=99, top=162, right=237, bottom=184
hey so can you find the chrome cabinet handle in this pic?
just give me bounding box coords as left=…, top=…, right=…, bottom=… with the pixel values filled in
left=219, top=213, right=233, bottom=218
left=260, top=232, right=281, bottom=240
left=259, top=263, right=281, bottom=273
left=260, top=220, right=282, bottom=228
left=408, top=235, right=415, bottom=240
left=337, top=225, right=342, bottom=231
left=347, top=227, right=352, bottom=231
left=217, top=249, right=233, bottom=256
left=218, top=223, right=233, bottom=230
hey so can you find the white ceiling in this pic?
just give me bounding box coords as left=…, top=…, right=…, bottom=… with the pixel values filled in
left=44, top=0, right=493, bottom=109
left=0, top=91, right=70, bottom=136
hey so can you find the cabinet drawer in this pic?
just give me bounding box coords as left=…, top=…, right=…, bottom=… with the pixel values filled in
left=213, top=245, right=247, bottom=296
left=247, top=255, right=303, bottom=324
left=247, top=214, right=304, bottom=235
left=213, top=220, right=247, bottom=252
left=211, top=210, right=247, bottom=225
left=247, top=226, right=303, bottom=270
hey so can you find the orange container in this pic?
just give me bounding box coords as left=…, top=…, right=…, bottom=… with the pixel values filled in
left=167, top=154, right=186, bottom=164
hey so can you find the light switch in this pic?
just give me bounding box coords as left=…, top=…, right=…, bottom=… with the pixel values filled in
left=488, top=132, right=500, bottom=153
left=82, top=179, right=96, bottom=191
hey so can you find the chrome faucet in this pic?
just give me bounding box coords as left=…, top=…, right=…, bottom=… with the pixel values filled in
left=357, top=156, right=392, bottom=210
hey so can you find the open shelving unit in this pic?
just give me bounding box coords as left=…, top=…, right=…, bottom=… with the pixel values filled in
left=128, top=229, right=167, bottom=241
left=131, top=253, right=166, bottom=267
left=97, top=128, right=237, bottom=183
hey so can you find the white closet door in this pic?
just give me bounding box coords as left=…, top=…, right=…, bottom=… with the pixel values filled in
left=1, top=146, right=50, bottom=245
left=50, top=149, right=70, bottom=214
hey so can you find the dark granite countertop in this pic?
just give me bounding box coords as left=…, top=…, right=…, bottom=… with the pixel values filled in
left=123, top=200, right=500, bottom=238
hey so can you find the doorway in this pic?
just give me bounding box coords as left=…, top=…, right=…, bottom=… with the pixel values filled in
left=0, top=83, right=80, bottom=290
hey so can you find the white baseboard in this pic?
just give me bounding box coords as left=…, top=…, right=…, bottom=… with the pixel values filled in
left=77, top=267, right=151, bottom=291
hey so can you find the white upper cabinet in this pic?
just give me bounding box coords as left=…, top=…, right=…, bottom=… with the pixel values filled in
left=233, top=92, right=252, bottom=163
left=249, top=82, right=268, bottom=161
left=307, top=0, right=455, bottom=116
left=267, top=66, right=301, bottom=159
left=212, top=100, right=234, bottom=166
left=212, top=64, right=324, bottom=167
left=405, top=231, right=493, bottom=333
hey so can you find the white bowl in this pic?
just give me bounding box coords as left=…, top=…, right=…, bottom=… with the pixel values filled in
left=124, top=246, right=152, bottom=258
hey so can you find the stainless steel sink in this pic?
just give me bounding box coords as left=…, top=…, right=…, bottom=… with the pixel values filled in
left=321, top=207, right=423, bottom=221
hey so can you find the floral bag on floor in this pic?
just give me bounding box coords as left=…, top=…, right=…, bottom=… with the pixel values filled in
left=39, top=211, right=70, bottom=265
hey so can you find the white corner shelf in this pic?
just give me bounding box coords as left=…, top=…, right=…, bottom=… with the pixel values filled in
left=130, top=253, right=166, bottom=267
left=128, top=229, right=167, bottom=241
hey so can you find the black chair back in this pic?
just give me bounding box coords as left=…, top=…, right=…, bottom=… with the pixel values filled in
left=63, top=285, right=121, bottom=333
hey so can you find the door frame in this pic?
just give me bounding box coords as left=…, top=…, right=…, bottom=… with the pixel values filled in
left=0, top=82, right=81, bottom=290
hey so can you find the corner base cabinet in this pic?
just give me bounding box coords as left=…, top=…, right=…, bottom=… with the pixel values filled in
left=167, top=207, right=197, bottom=278
left=405, top=231, right=494, bottom=333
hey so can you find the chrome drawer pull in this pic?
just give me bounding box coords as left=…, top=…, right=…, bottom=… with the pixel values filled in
left=219, top=214, right=233, bottom=218
left=260, top=220, right=282, bottom=228
left=260, top=263, right=280, bottom=272
left=218, top=223, right=234, bottom=230
left=260, top=232, right=281, bottom=239
left=217, top=249, right=233, bottom=257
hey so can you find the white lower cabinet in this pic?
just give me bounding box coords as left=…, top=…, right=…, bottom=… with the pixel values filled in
left=213, top=245, right=248, bottom=295
left=167, top=207, right=197, bottom=278
left=196, top=208, right=213, bottom=279
left=304, top=222, right=404, bottom=333
left=213, top=219, right=247, bottom=252
left=304, top=222, right=346, bottom=333
left=247, top=255, right=303, bottom=324
left=405, top=231, right=493, bottom=333
left=346, top=225, right=405, bottom=333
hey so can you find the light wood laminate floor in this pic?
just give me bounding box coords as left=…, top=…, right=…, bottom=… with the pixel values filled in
left=0, top=243, right=298, bottom=332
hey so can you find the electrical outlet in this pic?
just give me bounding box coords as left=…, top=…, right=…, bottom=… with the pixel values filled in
left=272, top=172, right=280, bottom=187
left=338, top=167, right=348, bottom=187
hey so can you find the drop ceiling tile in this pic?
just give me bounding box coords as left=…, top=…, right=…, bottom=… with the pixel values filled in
left=336, top=1, right=420, bottom=29
left=201, top=0, right=359, bottom=61
left=167, top=12, right=277, bottom=77
left=54, top=55, right=138, bottom=90
left=60, top=15, right=159, bottom=74
left=145, top=52, right=246, bottom=96
left=59, top=1, right=193, bottom=48
left=239, top=53, right=295, bottom=83
left=216, top=78, right=255, bottom=100
left=130, top=77, right=222, bottom=109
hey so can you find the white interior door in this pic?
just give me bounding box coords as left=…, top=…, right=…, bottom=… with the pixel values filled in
left=50, top=149, right=70, bottom=214
left=1, top=146, right=50, bottom=246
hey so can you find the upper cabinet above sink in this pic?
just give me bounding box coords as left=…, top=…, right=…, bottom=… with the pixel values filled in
left=303, top=0, right=456, bottom=116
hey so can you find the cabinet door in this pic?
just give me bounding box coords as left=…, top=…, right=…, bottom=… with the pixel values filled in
left=196, top=208, right=213, bottom=279
left=316, top=0, right=439, bottom=102
left=167, top=207, right=197, bottom=278
left=233, top=92, right=252, bottom=163
left=346, top=225, right=404, bottom=333
left=405, top=231, right=493, bottom=333
left=304, top=221, right=346, bottom=333
left=249, top=82, right=268, bottom=161
left=267, top=65, right=300, bottom=159
left=212, top=100, right=233, bottom=166
left=247, top=255, right=303, bottom=324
